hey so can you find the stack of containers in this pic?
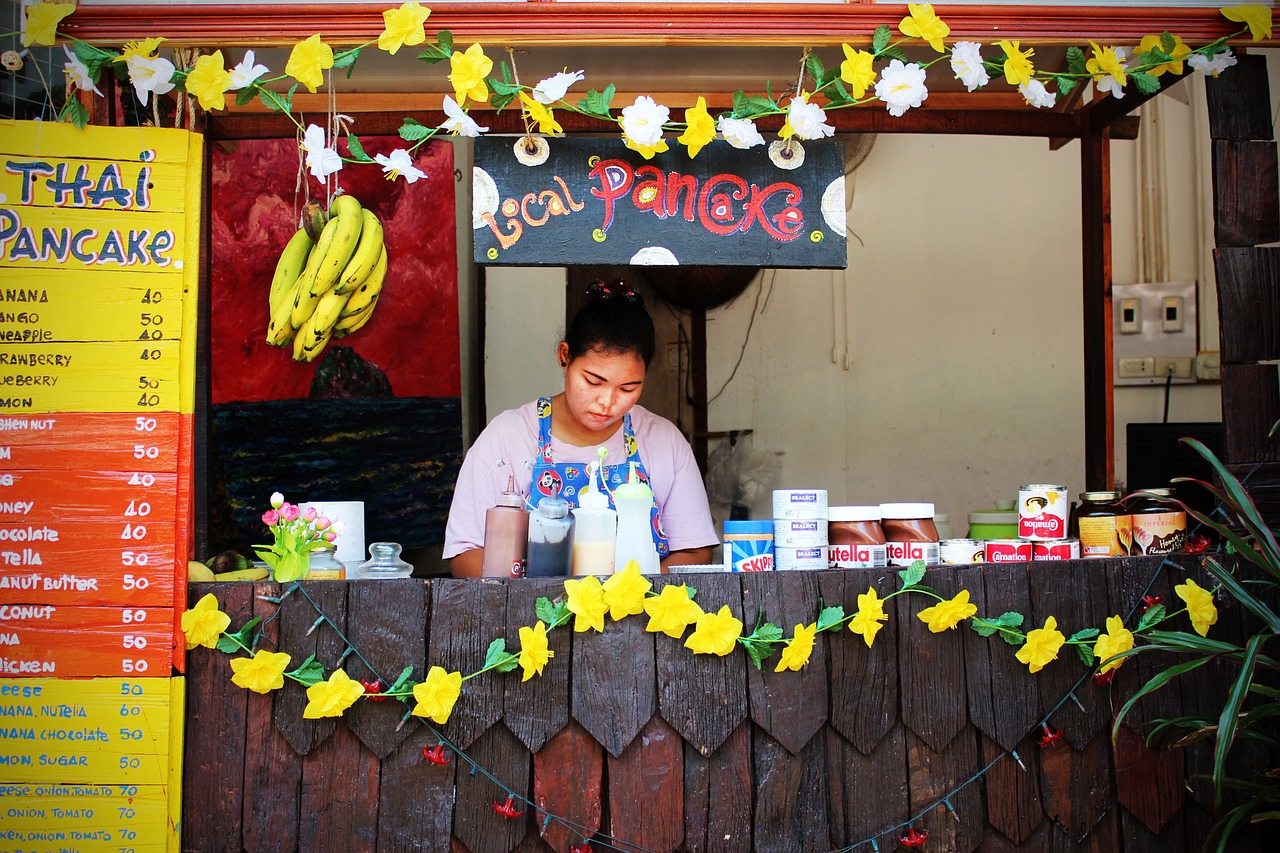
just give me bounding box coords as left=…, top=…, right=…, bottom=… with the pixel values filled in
left=773, top=489, right=829, bottom=570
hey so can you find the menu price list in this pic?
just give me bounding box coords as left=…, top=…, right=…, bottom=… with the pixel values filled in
left=0, top=677, right=180, bottom=852
left=0, top=607, right=172, bottom=679
left=1, top=413, right=181, bottom=472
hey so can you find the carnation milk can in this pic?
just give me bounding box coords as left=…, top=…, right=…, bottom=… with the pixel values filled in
left=1017, top=484, right=1069, bottom=541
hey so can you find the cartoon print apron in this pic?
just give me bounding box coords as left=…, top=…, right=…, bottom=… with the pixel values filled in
left=529, top=397, right=670, bottom=557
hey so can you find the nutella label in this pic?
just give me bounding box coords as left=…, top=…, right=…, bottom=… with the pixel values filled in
left=886, top=540, right=939, bottom=566
left=829, top=542, right=887, bottom=568
left=1017, top=486, right=1069, bottom=540
left=985, top=539, right=1032, bottom=563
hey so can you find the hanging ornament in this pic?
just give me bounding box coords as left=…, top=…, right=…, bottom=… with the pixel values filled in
left=1184, top=533, right=1209, bottom=554
left=900, top=826, right=928, bottom=847
left=1140, top=593, right=1163, bottom=613
left=1093, top=668, right=1118, bottom=687
left=422, top=744, right=451, bottom=766
left=360, top=679, right=386, bottom=702
left=1036, top=722, right=1063, bottom=747
left=570, top=844, right=592, bottom=853
left=494, top=796, right=524, bottom=819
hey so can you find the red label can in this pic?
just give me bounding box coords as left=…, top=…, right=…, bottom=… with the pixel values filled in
left=1032, top=539, right=1081, bottom=561
left=985, top=538, right=1032, bottom=563
left=1017, top=484, right=1069, bottom=540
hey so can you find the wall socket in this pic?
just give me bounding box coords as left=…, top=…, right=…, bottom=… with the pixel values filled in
left=1154, top=356, right=1193, bottom=379
left=1118, top=356, right=1155, bottom=378
left=1195, top=351, right=1221, bottom=381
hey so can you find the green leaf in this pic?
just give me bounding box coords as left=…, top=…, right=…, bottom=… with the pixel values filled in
left=1204, top=557, right=1280, bottom=633
left=483, top=637, right=509, bottom=670
left=1069, top=628, right=1101, bottom=643
left=971, top=611, right=1025, bottom=646
left=59, top=98, right=90, bottom=130
left=287, top=653, right=326, bottom=687
left=826, top=77, right=852, bottom=105
left=872, top=25, right=892, bottom=55
left=399, top=117, right=433, bottom=142
left=816, top=606, right=846, bottom=633
left=1066, top=46, right=1087, bottom=75
left=418, top=30, right=454, bottom=64
left=345, top=133, right=375, bottom=163
left=684, top=585, right=697, bottom=600
left=731, top=91, right=777, bottom=119
left=741, top=639, right=771, bottom=670
left=898, top=561, right=926, bottom=589
left=72, top=40, right=116, bottom=81
left=490, top=78, right=522, bottom=97
left=1213, top=633, right=1266, bottom=808
left=259, top=85, right=294, bottom=115
left=748, top=622, right=784, bottom=645
left=1056, top=76, right=1077, bottom=97
left=386, top=665, right=415, bottom=696
left=333, top=48, right=360, bottom=71
left=879, top=45, right=908, bottom=64
left=1160, top=31, right=1176, bottom=54
left=535, top=596, right=558, bottom=626
left=1138, top=604, right=1166, bottom=630
left=577, top=85, right=616, bottom=119
left=214, top=616, right=262, bottom=653
left=1076, top=643, right=1096, bottom=667
left=1112, top=657, right=1212, bottom=743
left=805, top=53, right=826, bottom=90
left=489, top=88, right=518, bottom=112
left=235, top=86, right=258, bottom=108
left=1130, top=71, right=1160, bottom=95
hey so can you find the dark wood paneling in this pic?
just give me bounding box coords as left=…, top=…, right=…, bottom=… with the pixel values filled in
left=1222, top=363, right=1280, bottom=464
left=897, top=566, right=969, bottom=752
left=824, top=569, right=899, bottom=755
left=1226, top=461, right=1280, bottom=533
left=533, top=720, right=603, bottom=853
left=274, top=581, right=349, bottom=755
left=377, top=727, right=455, bottom=853
left=1205, top=53, right=1274, bottom=141
left=504, top=578, right=572, bottom=753
left=429, top=579, right=508, bottom=749
left=571, top=600, right=656, bottom=757
left=1114, top=724, right=1185, bottom=836
left=751, top=728, right=831, bottom=853
left=907, top=727, right=984, bottom=853
left=452, top=722, right=531, bottom=853
left=964, top=563, right=1041, bottom=752
left=607, top=716, right=685, bottom=853
left=827, top=725, right=909, bottom=849
left=1081, top=129, right=1114, bottom=490
left=1213, top=247, right=1280, bottom=365
left=1039, top=733, right=1115, bottom=843
left=1211, top=140, right=1280, bottom=247
left=299, top=723, right=381, bottom=852
left=981, top=732, right=1045, bottom=846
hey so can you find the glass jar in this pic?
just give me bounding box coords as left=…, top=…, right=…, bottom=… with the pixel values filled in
left=1076, top=490, right=1131, bottom=558
left=308, top=543, right=346, bottom=580
left=355, top=542, right=414, bottom=579
left=1128, top=488, right=1187, bottom=556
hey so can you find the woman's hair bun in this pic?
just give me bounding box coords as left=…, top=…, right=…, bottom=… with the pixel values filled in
left=587, top=279, right=644, bottom=307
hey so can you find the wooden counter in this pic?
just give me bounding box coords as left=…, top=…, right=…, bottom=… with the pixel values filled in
left=182, top=555, right=1265, bottom=852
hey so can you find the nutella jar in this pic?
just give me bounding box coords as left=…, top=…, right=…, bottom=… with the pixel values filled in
left=828, top=506, right=887, bottom=568
left=1129, top=488, right=1187, bottom=555
left=1076, top=490, right=1131, bottom=558
left=880, top=502, right=940, bottom=566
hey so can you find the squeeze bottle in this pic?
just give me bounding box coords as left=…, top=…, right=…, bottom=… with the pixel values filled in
left=526, top=482, right=573, bottom=577
left=571, top=451, right=617, bottom=576
left=481, top=475, right=530, bottom=578
left=613, top=461, right=659, bottom=575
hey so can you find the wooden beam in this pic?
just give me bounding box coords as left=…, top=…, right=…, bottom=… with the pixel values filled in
left=1080, top=129, right=1114, bottom=491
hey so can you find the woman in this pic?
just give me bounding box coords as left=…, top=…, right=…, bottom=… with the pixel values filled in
left=445, top=280, right=718, bottom=577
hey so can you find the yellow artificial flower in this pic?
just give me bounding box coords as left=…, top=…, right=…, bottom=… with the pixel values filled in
left=917, top=589, right=978, bottom=633
left=564, top=575, right=609, bottom=633
left=412, top=665, right=463, bottom=724
left=1222, top=3, right=1273, bottom=41
left=229, top=649, right=291, bottom=694
left=1015, top=615, right=1066, bottom=673
left=1138, top=33, right=1192, bottom=77
left=449, top=43, right=492, bottom=105
left=285, top=34, right=334, bottom=94
left=848, top=587, right=889, bottom=648
left=1086, top=41, right=1127, bottom=87
left=518, top=91, right=563, bottom=135
left=302, top=669, right=365, bottom=719
left=181, top=592, right=230, bottom=649
left=899, top=3, right=951, bottom=53
left=685, top=605, right=743, bottom=657
left=840, top=45, right=877, bottom=99
left=185, top=50, right=234, bottom=112
left=1175, top=578, right=1219, bottom=637
left=677, top=96, right=716, bottom=159
left=379, top=1, right=431, bottom=55
left=997, top=39, right=1035, bottom=87
left=623, top=135, right=670, bottom=160
left=643, top=583, right=704, bottom=639
left=517, top=621, right=554, bottom=682
left=114, top=37, right=166, bottom=64
left=775, top=622, right=817, bottom=672
left=22, top=1, right=76, bottom=47
left=1093, top=615, right=1134, bottom=675
left=602, top=560, right=651, bottom=620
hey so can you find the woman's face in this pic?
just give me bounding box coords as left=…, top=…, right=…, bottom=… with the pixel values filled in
left=559, top=342, right=646, bottom=435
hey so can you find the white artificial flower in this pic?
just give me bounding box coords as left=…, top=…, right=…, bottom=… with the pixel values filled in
left=229, top=50, right=269, bottom=90
left=717, top=116, right=765, bottom=149
left=620, top=96, right=669, bottom=148
left=1189, top=49, right=1237, bottom=78
left=786, top=95, right=835, bottom=140
left=301, top=123, right=342, bottom=181
left=1018, top=78, right=1057, bottom=109
left=875, top=59, right=929, bottom=117
left=950, top=41, right=989, bottom=92
left=439, top=94, right=488, bottom=137
left=63, top=46, right=102, bottom=96
left=533, top=69, right=584, bottom=104
left=330, top=520, right=347, bottom=537
left=126, top=53, right=176, bottom=106
left=374, top=148, right=428, bottom=183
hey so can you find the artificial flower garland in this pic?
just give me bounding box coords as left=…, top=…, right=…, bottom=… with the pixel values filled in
left=7, top=2, right=1274, bottom=184
left=181, top=558, right=1220, bottom=726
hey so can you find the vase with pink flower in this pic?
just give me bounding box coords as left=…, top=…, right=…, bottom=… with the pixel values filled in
left=254, top=492, right=346, bottom=582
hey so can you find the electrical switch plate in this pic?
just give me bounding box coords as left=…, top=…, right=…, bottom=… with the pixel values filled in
left=1118, top=298, right=1142, bottom=334
left=1118, top=356, right=1155, bottom=378
left=1195, top=351, right=1221, bottom=381
left=1155, top=356, right=1194, bottom=379
left=1161, top=296, right=1185, bottom=332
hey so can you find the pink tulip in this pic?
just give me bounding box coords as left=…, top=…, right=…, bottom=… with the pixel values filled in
left=261, top=509, right=280, bottom=526
left=303, top=506, right=318, bottom=522
left=324, top=530, right=337, bottom=542
left=314, top=516, right=331, bottom=531
left=280, top=503, right=299, bottom=522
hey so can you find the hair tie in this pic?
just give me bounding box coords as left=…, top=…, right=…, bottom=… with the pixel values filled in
left=587, top=281, right=613, bottom=301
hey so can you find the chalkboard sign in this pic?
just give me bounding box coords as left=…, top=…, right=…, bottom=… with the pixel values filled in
left=472, top=136, right=847, bottom=268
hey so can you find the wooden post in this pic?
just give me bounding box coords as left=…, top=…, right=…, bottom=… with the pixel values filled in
left=691, top=305, right=708, bottom=474
left=1081, top=129, right=1114, bottom=490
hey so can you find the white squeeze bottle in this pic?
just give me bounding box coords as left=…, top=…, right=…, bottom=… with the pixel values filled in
left=571, top=449, right=617, bottom=576
left=612, top=461, right=660, bottom=575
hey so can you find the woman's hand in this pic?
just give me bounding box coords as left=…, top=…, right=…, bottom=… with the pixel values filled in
left=451, top=548, right=484, bottom=578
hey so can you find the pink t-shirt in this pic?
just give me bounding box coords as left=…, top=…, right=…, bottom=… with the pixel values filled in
left=444, top=401, right=718, bottom=559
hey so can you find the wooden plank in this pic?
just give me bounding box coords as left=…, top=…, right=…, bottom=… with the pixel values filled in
left=683, top=719, right=752, bottom=853
left=344, top=579, right=429, bottom=759
left=907, top=727, right=984, bottom=853
left=980, top=732, right=1044, bottom=846
left=1222, top=363, right=1280, bottom=464
left=606, top=715, right=685, bottom=853
left=655, top=572, right=747, bottom=757
left=1226, top=462, right=1280, bottom=533
left=1108, top=556, right=1181, bottom=729
left=452, top=722, right=531, bottom=853
left=1081, top=128, right=1114, bottom=491
left=1038, top=732, right=1114, bottom=843
left=1120, top=805, right=1186, bottom=853
left=1113, top=724, right=1185, bottom=836
left=1205, top=53, right=1274, bottom=141
left=272, top=581, right=348, bottom=756
left=533, top=719, right=603, bottom=853
left=963, top=563, right=1040, bottom=752
left=376, top=725, right=455, bottom=853
left=823, top=568, right=898, bottom=755
left=1211, top=140, right=1280, bottom=248
left=1213, top=247, right=1280, bottom=365
left=827, top=724, right=909, bottom=850
left=897, top=566, right=969, bottom=752
left=299, top=722, right=380, bottom=852
left=428, top=578, right=508, bottom=749
left=504, top=577, right=571, bottom=754
left=751, top=727, right=830, bottom=853
left=181, top=582, right=251, bottom=852
left=1045, top=807, right=1118, bottom=853
left=571, top=593, right=656, bottom=758
left=974, top=822, right=1050, bottom=853
left=243, top=581, right=303, bottom=852
left=742, top=570, right=828, bottom=755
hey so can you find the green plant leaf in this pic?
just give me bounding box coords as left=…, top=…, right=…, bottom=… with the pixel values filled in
left=1138, top=604, right=1166, bottom=630
left=1076, top=643, right=1096, bottom=667
left=259, top=85, right=294, bottom=114
left=386, top=665, right=415, bottom=696
left=898, top=561, right=926, bottom=589
left=880, top=45, right=909, bottom=64
left=747, top=622, right=784, bottom=645
left=578, top=85, right=616, bottom=119
left=805, top=52, right=826, bottom=90
left=872, top=25, right=892, bottom=55
left=1055, top=76, right=1077, bottom=97
left=741, top=638, right=771, bottom=670
left=72, top=40, right=116, bottom=81
left=1160, top=31, right=1177, bottom=54
left=1178, top=436, right=1280, bottom=568
left=971, top=610, right=1024, bottom=641
left=1112, top=656, right=1212, bottom=744
left=1130, top=71, right=1161, bottom=95
left=482, top=637, right=514, bottom=672
left=399, top=117, right=433, bottom=141
left=334, top=48, right=360, bottom=71
left=1203, top=557, right=1280, bottom=634
left=286, top=653, right=326, bottom=687
left=816, top=605, right=846, bottom=632
left=345, top=133, right=375, bottom=163
left=1069, top=627, right=1100, bottom=643
left=235, top=85, right=258, bottom=107
left=418, top=30, right=453, bottom=63
left=826, top=77, right=852, bottom=105
left=59, top=98, right=90, bottom=130
left=731, top=91, right=777, bottom=119
left=214, top=616, right=263, bottom=654
left=1213, top=633, right=1266, bottom=808
left=1066, top=46, right=1088, bottom=75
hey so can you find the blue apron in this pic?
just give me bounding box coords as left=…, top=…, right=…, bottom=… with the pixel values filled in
left=529, top=397, right=670, bottom=558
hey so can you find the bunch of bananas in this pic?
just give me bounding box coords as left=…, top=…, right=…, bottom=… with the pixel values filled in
left=266, top=193, right=389, bottom=362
